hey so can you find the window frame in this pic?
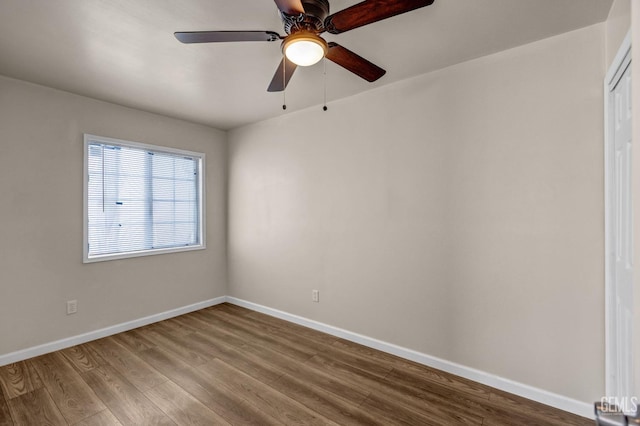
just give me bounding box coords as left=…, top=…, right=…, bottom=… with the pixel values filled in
left=83, top=134, right=206, bottom=263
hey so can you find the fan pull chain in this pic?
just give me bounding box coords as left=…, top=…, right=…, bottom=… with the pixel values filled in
left=282, top=57, right=287, bottom=110
left=322, top=57, right=328, bottom=111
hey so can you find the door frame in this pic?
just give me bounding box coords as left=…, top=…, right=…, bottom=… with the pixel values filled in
left=605, top=29, right=633, bottom=398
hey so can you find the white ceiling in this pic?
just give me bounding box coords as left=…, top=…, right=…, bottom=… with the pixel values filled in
left=0, top=0, right=612, bottom=130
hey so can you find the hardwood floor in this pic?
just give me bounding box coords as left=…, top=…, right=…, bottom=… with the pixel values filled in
left=0, top=303, right=592, bottom=425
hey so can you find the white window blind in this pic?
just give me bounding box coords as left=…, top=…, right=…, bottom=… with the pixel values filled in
left=84, top=135, right=205, bottom=262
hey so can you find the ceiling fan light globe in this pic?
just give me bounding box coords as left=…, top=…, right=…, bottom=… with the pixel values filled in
left=285, top=40, right=324, bottom=66
left=282, top=33, right=328, bottom=66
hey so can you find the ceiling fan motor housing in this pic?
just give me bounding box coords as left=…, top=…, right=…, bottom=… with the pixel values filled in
left=282, top=0, right=330, bottom=34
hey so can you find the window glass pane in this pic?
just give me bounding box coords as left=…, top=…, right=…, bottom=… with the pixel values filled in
left=175, top=157, right=196, bottom=180
left=152, top=178, right=175, bottom=200
left=84, top=136, right=204, bottom=262
left=175, top=202, right=196, bottom=222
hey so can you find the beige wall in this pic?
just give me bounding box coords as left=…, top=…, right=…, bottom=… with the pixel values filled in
left=0, top=76, right=227, bottom=356
left=606, top=0, right=631, bottom=66
left=228, top=24, right=606, bottom=403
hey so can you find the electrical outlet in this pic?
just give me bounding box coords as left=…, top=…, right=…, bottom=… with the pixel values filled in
left=312, top=290, right=319, bottom=303
left=67, top=300, right=78, bottom=315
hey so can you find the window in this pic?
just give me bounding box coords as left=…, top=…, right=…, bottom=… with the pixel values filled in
left=83, top=134, right=205, bottom=262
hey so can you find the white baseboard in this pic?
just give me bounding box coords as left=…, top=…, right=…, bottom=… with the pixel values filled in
left=0, top=296, right=226, bottom=367
left=226, top=297, right=594, bottom=420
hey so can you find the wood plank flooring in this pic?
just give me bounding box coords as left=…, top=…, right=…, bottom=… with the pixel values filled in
left=0, top=303, right=592, bottom=425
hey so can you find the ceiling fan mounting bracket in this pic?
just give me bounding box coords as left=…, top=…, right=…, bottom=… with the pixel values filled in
left=323, top=16, right=337, bottom=34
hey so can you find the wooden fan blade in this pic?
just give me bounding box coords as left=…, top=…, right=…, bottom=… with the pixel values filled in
left=267, top=57, right=298, bottom=92
left=273, top=0, right=305, bottom=15
left=325, top=0, right=434, bottom=34
left=325, top=42, right=386, bottom=82
left=174, top=31, right=280, bottom=43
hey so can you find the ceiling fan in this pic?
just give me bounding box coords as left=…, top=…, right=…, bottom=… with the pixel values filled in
left=175, top=0, right=435, bottom=92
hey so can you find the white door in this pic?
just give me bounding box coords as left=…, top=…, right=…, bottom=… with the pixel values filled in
left=606, top=42, right=633, bottom=403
